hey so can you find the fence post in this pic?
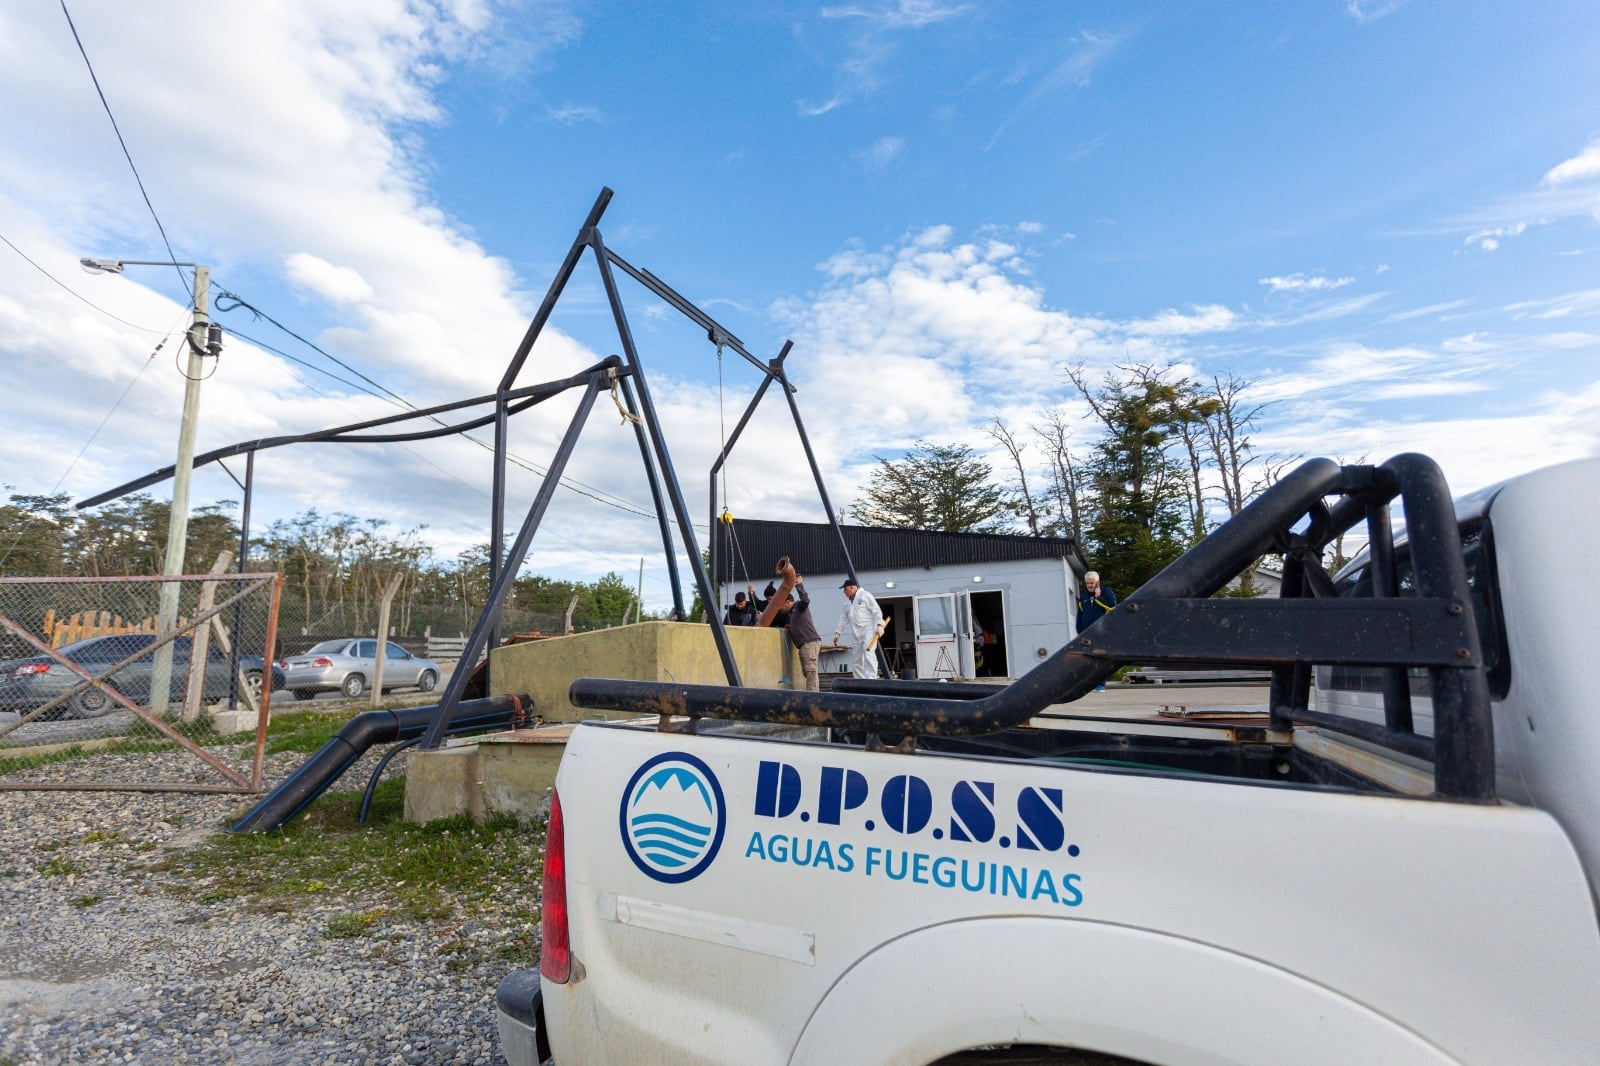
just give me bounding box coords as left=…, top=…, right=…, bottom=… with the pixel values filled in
left=182, top=551, right=235, bottom=722
left=371, top=570, right=406, bottom=708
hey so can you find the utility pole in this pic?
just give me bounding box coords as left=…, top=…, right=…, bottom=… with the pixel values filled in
left=82, top=257, right=216, bottom=716
left=147, top=264, right=212, bottom=716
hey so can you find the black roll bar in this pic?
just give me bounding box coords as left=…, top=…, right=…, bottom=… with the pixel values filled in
left=570, top=453, right=1496, bottom=802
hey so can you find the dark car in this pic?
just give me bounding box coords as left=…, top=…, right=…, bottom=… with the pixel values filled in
left=0, top=633, right=285, bottom=720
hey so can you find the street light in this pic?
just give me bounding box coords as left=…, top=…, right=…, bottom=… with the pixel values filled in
left=81, top=256, right=219, bottom=716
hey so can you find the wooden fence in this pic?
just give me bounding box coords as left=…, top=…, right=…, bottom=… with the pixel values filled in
left=42, top=609, right=193, bottom=648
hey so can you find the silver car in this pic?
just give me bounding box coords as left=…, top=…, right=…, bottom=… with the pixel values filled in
left=278, top=639, right=439, bottom=700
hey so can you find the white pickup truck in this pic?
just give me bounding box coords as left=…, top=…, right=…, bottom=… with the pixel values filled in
left=497, top=453, right=1600, bottom=1065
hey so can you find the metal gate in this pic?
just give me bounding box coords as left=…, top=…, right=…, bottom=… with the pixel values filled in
left=0, top=573, right=282, bottom=792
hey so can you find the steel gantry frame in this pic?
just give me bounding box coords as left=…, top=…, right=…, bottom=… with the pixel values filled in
left=77, top=187, right=863, bottom=750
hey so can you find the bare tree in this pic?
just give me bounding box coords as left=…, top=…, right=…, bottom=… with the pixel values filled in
left=1205, top=372, right=1277, bottom=516
left=988, top=418, right=1040, bottom=535
left=1175, top=415, right=1209, bottom=540
left=1035, top=409, right=1086, bottom=538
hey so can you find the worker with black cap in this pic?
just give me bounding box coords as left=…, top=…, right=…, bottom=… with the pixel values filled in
left=832, top=576, right=882, bottom=679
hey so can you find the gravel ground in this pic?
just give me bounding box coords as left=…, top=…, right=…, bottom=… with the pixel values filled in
left=0, top=729, right=531, bottom=1065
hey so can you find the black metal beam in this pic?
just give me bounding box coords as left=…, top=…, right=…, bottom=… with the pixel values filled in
left=708, top=343, right=791, bottom=602
left=588, top=226, right=741, bottom=685
left=498, top=188, right=613, bottom=392
left=603, top=248, right=788, bottom=388
left=619, top=374, right=685, bottom=619
left=420, top=366, right=614, bottom=749
left=75, top=363, right=616, bottom=508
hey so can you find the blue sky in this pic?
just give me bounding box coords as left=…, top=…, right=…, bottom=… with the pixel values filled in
left=1, top=1, right=1597, bottom=609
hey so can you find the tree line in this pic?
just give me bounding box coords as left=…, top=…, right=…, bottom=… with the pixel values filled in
left=847, top=363, right=1288, bottom=593
left=0, top=493, right=644, bottom=637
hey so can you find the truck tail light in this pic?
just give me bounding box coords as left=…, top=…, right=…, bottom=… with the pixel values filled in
left=540, top=788, right=571, bottom=984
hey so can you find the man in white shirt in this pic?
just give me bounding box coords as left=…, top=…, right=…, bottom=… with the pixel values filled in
left=833, top=577, right=882, bottom=679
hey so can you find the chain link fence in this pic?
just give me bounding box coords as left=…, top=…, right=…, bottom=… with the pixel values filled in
left=0, top=573, right=282, bottom=793
left=272, top=600, right=648, bottom=660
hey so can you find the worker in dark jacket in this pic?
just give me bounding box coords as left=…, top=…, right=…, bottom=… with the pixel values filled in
left=723, top=591, right=758, bottom=627
left=785, top=580, right=823, bottom=691
left=1076, top=571, right=1117, bottom=632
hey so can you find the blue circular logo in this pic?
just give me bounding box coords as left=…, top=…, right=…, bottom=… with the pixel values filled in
left=619, top=752, right=727, bottom=883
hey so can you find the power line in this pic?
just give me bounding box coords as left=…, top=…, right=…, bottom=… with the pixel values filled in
left=59, top=0, right=191, bottom=300
left=212, top=283, right=660, bottom=519
left=0, top=231, right=165, bottom=334
left=0, top=312, right=188, bottom=570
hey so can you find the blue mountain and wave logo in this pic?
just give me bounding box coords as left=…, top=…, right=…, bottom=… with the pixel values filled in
left=619, top=752, right=727, bottom=883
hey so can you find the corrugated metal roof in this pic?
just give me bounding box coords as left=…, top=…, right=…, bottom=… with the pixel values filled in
left=717, top=518, right=1087, bottom=578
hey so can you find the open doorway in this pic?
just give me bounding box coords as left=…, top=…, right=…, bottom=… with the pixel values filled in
left=969, top=589, right=1008, bottom=677
left=877, top=596, right=914, bottom=678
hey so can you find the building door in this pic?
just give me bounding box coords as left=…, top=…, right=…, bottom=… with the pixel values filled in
left=956, top=589, right=977, bottom=678
left=913, top=594, right=960, bottom=679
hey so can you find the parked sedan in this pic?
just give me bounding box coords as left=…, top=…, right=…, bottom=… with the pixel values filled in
left=0, top=633, right=285, bottom=720
left=278, top=639, right=439, bottom=700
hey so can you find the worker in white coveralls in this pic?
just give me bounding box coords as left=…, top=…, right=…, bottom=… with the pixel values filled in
left=832, top=577, right=882, bottom=679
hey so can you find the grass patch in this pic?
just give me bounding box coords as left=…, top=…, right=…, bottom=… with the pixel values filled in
left=170, top=778, right=545, bottom=960
left=260, top=708, right=359, bottom=755
left=323, top=910, right=386, bottom=939
left=41, top=857, right=80, bottom=877
left=68, top=894, right=103, bottom=908
left=261, top=703, right=432, bottom=756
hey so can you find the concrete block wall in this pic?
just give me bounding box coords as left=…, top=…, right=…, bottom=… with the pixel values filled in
left=488, top=620, right=799, bottom=723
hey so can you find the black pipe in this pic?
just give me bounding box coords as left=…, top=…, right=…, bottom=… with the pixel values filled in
left=831, top=678, right=994, bottom=700
left=1383, top=453, right=1493, bottom=801
left=230, top=694, right=529, bottom=833
left=358, top=736, right=424, bottom=824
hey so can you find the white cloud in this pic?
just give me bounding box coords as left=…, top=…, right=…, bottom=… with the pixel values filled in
left=1259, top=273, right=1355, bottom=293
left=821, top=1, right=971, bottom=28
left=798, top=96, right=844, bottom=117
left=1345, top=1, right=1405, bottom=23
left=987, top=32, right=1122, bottom=150
left=1366, top=380, right=1490, bottom=401
left=1381, top=298, right=1471, bottom=323
left=1503, top=288, right=1600, bottom=320
left=546, top=103, right=602, bottom=125
left=284, top=253, right=375, bottom=305
left=0, top=3, right=614, bottom=559
left=1464, top=222, right=1526, bottom=252
left=857, top=136, right=906, bottom=173
left=1125, top=305, right=1238, bottom=337
left=1542, top=141, right=1600, bottom=187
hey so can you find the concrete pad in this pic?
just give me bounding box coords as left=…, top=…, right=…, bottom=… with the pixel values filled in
left=210, top=708, right=261, bottom=735
left=403, top=725, right=575, bottom=825
left=473, top=725, right=574, bottom=822
left=403, top=745, right=482, bottom=824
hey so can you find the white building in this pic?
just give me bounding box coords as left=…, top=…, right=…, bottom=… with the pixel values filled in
left=715, top=519, right=1090, bottom=681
